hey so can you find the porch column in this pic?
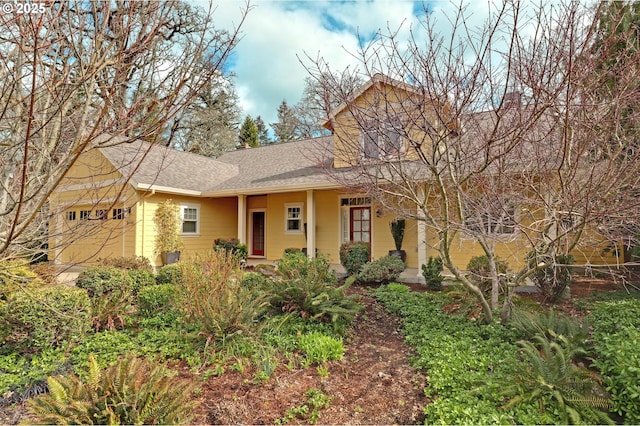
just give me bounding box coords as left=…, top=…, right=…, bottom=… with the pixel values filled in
left=306, top=190, right=316, bottom=258
left=417, top=197, right=427, bottom=279
left=237, top=194, right=246, bottom=244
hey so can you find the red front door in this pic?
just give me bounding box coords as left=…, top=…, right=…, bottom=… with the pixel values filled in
left=350, top=207, right=371, bottom=244
left=252, top=211, right=265, bottom=256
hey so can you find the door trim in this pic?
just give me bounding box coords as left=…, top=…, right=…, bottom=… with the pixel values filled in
left=248, top=209, right=266, bottom=257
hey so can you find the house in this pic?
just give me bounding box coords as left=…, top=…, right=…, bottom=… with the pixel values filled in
left=49, top=74, right=621, bottom=275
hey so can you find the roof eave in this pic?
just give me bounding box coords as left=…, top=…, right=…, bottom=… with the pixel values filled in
left=202, top=181, right=342, bottom=197
left=136, top=183, right=203, bottom=197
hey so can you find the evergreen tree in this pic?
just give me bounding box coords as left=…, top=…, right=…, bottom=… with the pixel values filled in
left=254, top=116, right=270, bottom=145
left=271, top=100, right=298, bottom=143
left=238, top=115, right=259, bottom=148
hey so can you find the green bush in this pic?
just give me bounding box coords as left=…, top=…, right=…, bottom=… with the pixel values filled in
left=527, top=252, right=574, bottom=302
left=339, top=242, right=370, bottom=276
left=156, top=264, right=182, bottom=285
left=298, top=332, right=344, bottom=364
left=276, top=251, right=337, bottom=286
left=75, top=266, right=133, bottom=298
left=214, top=237, right=248, bottom=262
left=466, top=255, right=509, bottom=292
left=29, top=353, right=197, bottom=425
left=266, top=254, right=362, bottom=328
left=422, top=256, right=444, bottom=290
left=127, top=269, right=156, bottom=293
left=2, top=285, right=91, bottom=352
left=241, top=271, right=271, bottom=291
left=98, top=256, right=153, bottom=272
left=590, top=299, right=640, bottom=423
left=0, top=260, right=46, bottom=300
left=137, top=284, right=180, bottom=318
left=356, top=255, right=406, bottom=284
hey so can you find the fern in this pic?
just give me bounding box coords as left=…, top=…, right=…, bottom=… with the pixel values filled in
left=502, top=335, right=613, bottom=424
left=28, top=352, right=197, bottom=425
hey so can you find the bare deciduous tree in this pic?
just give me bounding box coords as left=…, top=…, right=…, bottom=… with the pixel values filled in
left=0, top=1, right=249, bottom=265
left=308, top=0, right=640, bottom=322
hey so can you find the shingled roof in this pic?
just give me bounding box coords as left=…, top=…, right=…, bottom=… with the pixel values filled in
left=98, top=138, right=238, bottom=195
left=97, top=135, right=338, bottom=196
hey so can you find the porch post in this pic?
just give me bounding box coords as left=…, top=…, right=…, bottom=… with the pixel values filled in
left=237, top=194, right=246, bottom=244
left=417, top=195, right=427, bottom=280
left=306, top=190, right=316, bottom=258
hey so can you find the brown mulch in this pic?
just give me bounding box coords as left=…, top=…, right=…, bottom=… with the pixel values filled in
left=194, top=286, right=427, bottom=424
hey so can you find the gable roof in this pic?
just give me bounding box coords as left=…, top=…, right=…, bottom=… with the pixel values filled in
left=96, top=135, right=338, bottom=197
left=98, top=138, right=238, bottom=196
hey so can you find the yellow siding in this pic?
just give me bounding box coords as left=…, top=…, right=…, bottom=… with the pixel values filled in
left=49, top=148, right=141, bottom=265
left=138, top=194, right=237, bottom=267
left=264, top=192, right=307, bottom=259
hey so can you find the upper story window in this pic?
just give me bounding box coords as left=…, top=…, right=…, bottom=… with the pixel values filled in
left=181, top=204, right=199, bottom=235
left=465, top=199, right=517, bottom=235
left=361, top=115, right=404, bottom=160
left=285, top=203, right=303, bottom=233
left=80, top=210, right=91, bottom=220
left=65, top=211, right=76, bottom=221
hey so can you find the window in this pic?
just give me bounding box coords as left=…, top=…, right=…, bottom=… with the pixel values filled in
left=181, top=205, right=199, bottom=234
left=80, top=210, right=91, bottom=220
left=465, top=199, right=516, bottom=235
left=285, top=204, right=303, bottom=233
left=112, top=208, right=124, bottom=220
left=65, top=211, right=76, bottom=221
left=361, top=116, right=404, bottom=160
left=95, top=209, right=108, bottom=220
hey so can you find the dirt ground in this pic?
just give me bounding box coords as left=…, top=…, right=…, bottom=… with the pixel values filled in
left=194, top=286, right=427, bottom=424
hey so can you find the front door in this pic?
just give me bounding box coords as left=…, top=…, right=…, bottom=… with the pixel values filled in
left=251, top=211, right=265, bottom=256
left=350, top=207, right=371, bottom=244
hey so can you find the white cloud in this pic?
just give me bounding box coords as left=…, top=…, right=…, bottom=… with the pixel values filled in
left=208, top=0, right=424, bottom=126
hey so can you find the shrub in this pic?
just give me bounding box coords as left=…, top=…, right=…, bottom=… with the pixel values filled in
left=297, top=332, right=344, bottom=364
left=356, top=255, right=406, bottom=284
left=156, top=264, right=182, bottom=285
left=267, top=281, right=361, bottom=328
left=241, top=271, right=271, bottom=291
left=177, top=251, right=268, bottom=339
left=591, top=326, right=640, bottom=424
left=466, top=255, right=509, bottom=292
left=28, top=353, right=197, bottom=425
left=126, top=269, right=156, bottom=293
left=2, top=286, right=91, bottom=352
left=422, top=256, right=444, bottom=290
left=339, top=242, right=370, bottom=276
left=97, top=256, right=153, bottom=272
left=75, top=266, right=133, bottom=298
left=0, top=260, right=46, bottom=300
left=276, top=251, right=337, bottom=286
left=214, top=237, right=248, bottom=262
left=591, top=299, right=640, bottom=423
left=527, top=252, right=574, bottom=302
left=137, top=284, right=180, bottom=319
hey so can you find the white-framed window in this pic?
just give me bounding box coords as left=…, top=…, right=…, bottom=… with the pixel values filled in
left=79, top=210, right=91, bottom=220
left=465, top=199, right=517, bottom=235
left=285, top=203, right=303, bottom=233
left=180, top=204, right=199, bottom=235
left=65, top=211, right=76, bottom=221
left=361, top=115, right=404, bottom=160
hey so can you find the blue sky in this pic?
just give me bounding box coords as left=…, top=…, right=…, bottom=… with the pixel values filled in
left=206, top=0, right=492, bottom=126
